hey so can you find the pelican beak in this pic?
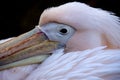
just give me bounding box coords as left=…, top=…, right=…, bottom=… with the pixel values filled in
left=0, top=26, right=60, bottom=71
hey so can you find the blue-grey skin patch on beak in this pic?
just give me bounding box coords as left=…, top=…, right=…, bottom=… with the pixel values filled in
left=40, top=23, right=75, bottom=49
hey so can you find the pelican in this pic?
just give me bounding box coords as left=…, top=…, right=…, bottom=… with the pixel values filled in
left=0, top=2, right=120, bottom=80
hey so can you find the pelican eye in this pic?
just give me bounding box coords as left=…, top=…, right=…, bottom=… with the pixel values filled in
left=60, top=28, right=68, bottom=34
left=58, top=26, right=70, bottom=35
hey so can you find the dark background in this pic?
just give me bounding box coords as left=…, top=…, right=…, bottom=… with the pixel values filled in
left=0, top=0, right=119, bottom=39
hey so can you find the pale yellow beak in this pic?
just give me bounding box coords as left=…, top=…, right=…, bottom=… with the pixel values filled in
left=0, top=26, right=60, bottom=71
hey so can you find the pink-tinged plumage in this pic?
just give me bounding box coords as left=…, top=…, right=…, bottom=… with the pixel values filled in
left=25, top=47, right=120, bottom=80
left=0, top=64, right=38, bottom=80
left=0, top=2, right=120, bottom=80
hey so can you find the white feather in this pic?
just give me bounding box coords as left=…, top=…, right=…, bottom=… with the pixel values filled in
left=25, top=47, right=120, bottom=80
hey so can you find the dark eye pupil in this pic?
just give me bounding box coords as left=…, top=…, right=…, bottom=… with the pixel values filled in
left=60, top=28, right=67, bottom=34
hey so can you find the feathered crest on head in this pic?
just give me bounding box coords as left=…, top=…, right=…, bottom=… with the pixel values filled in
left=39, top=2, right=120, bottom=49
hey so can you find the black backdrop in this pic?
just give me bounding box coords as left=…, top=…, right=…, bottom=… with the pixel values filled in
left=0, top=0, right=119, bottom=39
